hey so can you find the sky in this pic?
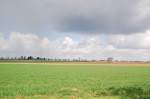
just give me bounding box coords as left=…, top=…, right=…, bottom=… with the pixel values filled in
left=0, top=0, right=150, bottom=60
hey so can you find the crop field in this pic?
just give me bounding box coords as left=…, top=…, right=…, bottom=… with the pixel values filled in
left=0, top=63, right=150, bottom=99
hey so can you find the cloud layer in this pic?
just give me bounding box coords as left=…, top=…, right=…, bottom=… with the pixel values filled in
left=0, top=0, right=150, bottom=34
left=0, top=32, right=150, bottom=60
left=0, top=0, right=150, bottom=60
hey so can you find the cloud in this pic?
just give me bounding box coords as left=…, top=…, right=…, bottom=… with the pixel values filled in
left=61, top=34, right=150, bottom=60
left=0, top=0, right=150, bottom=34
left=0, top=32, right=61, bottom=57
left=107, top=30, right=150, bottom=49
left=0, top=37, right=8, bottom=50
left=0, top=31, right=150, bottom=60
left=1, top=0, right=150, bottom=60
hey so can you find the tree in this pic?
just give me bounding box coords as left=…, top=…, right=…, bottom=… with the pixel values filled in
left=36, top=57, right=40, bottom=60
left=27, top=56, right=34, bottom=60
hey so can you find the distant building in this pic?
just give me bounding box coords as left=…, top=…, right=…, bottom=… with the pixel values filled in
left=107, top=57, right=113, bottom=62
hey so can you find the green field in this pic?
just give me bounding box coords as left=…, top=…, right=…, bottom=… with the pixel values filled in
left=0, top=63, right=150, bottom=99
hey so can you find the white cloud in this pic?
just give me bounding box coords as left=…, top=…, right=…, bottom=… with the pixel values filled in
left=108, top=30, right=150, bottom=49
left=0, top=32, right=150, bottom=60
left=0, top=32, right=55, bottom=56
left=62, top=36, right=75, bottom=48
left=0, top=37, right=8, bottom=50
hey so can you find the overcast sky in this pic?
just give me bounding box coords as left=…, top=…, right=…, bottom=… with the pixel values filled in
left=0, top=0, right=150, bottom=60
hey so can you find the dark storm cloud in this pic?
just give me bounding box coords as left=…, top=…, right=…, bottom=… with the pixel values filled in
left=0, top=0, right=150, bottom=34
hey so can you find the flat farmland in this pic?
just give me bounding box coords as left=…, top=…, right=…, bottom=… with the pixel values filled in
left=0, top=63, right=150, bottom=99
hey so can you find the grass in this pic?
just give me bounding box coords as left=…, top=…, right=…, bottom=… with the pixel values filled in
left=0, top=63, right=150, bottom=99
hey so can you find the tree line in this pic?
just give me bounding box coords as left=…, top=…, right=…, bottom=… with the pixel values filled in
left=0, top=56, right=89, bottom=62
